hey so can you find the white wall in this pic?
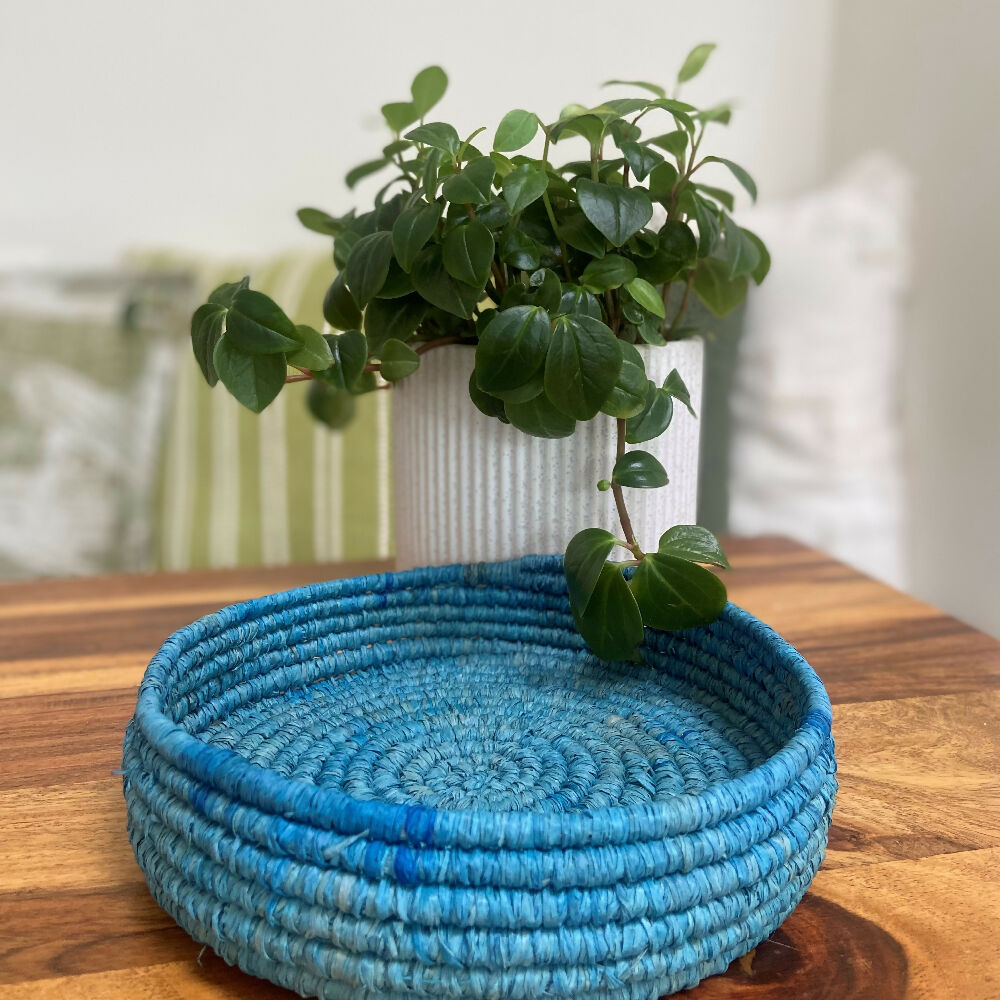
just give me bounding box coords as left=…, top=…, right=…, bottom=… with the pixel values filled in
left=0, top=0, right=835, bottom=265
left=827, top=0, right=1000, bottom=636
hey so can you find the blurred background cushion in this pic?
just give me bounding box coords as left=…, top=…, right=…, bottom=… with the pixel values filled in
left=729, top=154, right=912, bottom=588
left=149, top=251, right=393, bottom=571
left=0, top=270, right=186, bottom=578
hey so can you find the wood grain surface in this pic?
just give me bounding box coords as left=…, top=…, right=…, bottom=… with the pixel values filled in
left=1, top=537, right=998, bottom=999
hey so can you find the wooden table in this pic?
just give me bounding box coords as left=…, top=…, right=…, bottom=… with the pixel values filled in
left=2, top=537, right=998, bottom=999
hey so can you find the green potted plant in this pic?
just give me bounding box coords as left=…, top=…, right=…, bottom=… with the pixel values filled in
left=190, top=44, right=769, bottom=660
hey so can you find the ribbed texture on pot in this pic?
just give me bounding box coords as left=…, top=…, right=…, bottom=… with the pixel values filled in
left=391, top=341, right=704, bottom=570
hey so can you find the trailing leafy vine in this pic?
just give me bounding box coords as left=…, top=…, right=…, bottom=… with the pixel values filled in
left=190, top=44, right=769, bottom=660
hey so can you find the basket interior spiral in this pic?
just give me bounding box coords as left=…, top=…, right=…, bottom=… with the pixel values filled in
left=123, top=554, right=836, bottom=1000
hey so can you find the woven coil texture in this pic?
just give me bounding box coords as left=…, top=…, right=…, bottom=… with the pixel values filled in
left=122, top=554, right=837, bottom=1000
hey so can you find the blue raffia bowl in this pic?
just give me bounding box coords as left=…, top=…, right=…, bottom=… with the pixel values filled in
left=122, top=554, right=836, bottom=999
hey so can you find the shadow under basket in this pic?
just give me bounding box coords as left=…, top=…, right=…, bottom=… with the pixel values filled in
left=122, top=554, right=837, bottom=1000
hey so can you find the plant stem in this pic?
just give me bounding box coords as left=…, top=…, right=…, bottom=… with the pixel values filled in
left=611, top=417, right=643, bottom=559
left=660, top=278, right=672, bottom=319
left=540, top=130, right=573, bottom=280
left=288, top=336, right=476, bottom=385
left=490, top=260, right=507, bottom=296
left=666, top=273, right=694, bottom=340
left=414, top=335, right=475, bottom=355
left=669, top=125, right=707, bottom=221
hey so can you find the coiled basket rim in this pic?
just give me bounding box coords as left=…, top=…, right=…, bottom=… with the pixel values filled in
left=132, top=553, right=832, bottom=852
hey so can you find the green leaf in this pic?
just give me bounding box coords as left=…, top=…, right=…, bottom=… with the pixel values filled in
left=549, top=111, right=606, bottom=145
left=322, top=329, right=369, bottom=390
left=603, top=79, right=666, bottom=99
left=696, top=104, right=732, bottom=125
left=376, top=259, right=415, bottom=298
left=564, top=528, right=618, bottom=611
left=625, top=277, right=666, bottom=319
left=625, top=380, right=673, bottom=443
left=500, top=285, right=535, bottom=309
left=476, top=196, right=511, bottom=229
left=576, top=179, right=653, bottom=247
left=743, top=228, right=771, bottom=285
left=627, top=229, right=659, bottom=258
left=376, top=194, right=405, bottom=230
left=630, top=553, right=726, bottom=631
left=612, top=450, right=668, bottom=488
left=677, top=42, right=716, bottom=84
left=620, top=141, right=664, bottom=182
left=468, top=371, right=507, bottom=420
left=344, top=231, right=395, bottom=307
left=601, top=341, right=648, bottom=418
left=695, top=183, right=735, bottom=212
left=345, top=157, right=390, bottom=189
left=213, top=336, right=287, bottom=413
left=632, top=313, right=667, bottom=346
left=498, top=227, right=542, bottom=270
left=333, top=229, right=361, bottom=271
left=501, top=164, right=549, bottom=215
left=422, top=148, right=443, bottom=199
left=405, top=122, right=461, bottom=156
left=722, top=213, right=761, bottom=280
left=382, top=101, right=419, bottom=133
left=411, top=245, right=482, bottom=318
left=391, top=201, right=443, bottom=272
left=689, top=193, right=721, bottom=257
left=598, top=97, right=654, bottom=116
left=571, top=562, right=644, bottom=661
left=633, top=249, right=679, bottom=286
left=662, top=368, right=695, bottom=416
left=504, top=392, right=576, bottom=438
left=207, top=276, right=249, bottom=308
left=410, top=66, right=448, bottom=117
left=286, top=324, right=333, bottom=371
left=559, top=211, right=606, bottom=258
left=647, top=162, right=681, bottom=200
left=658, top=525, right=729, bottom=568
left=658, top=220, right=698, bottom=272
left=475, top=305, right=551, bottom=393
left=322, top=273, right=363, bottom=330
left=297, top=208, right=347, bottom=236
left=545, top=313, right=622, bottom=420
left=190, top=303, right=225, bottom=386
left=307, top=381, right=356, bottom=429
left=442, top=220, right=494, bottom=287
left=580, top=254, right=637, bottom=292
left=379, top=338, right=420, bottom=382
left=529, top=268, right=563, bottom=313
left=225, top=289, right=300, bottom=355
left=693, top=257, right=747, bottom=317
left=647, top=130, right=688, bottom=156
left=557, top=285, right=603, bottom=320
left=494, top=109, right=538, bottom=152
left=487, top=368, right=545, bottom=403
left=460, top=128, right=486, bottom=160
left=489, top=151, right=515, bottom=179
left=363, top=295, right=427, bottom=354
left=441, top=156, right=496, bottom=204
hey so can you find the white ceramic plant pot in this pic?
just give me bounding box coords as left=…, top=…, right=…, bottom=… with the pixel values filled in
left=391, top=340, right=704, bottom=570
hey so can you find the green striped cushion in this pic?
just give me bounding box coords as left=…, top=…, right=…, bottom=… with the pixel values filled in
left=153, top=251, right=392, bottom=570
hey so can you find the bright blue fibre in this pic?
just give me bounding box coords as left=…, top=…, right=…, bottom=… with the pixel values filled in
left=123, top=554, right=836, bottom=998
